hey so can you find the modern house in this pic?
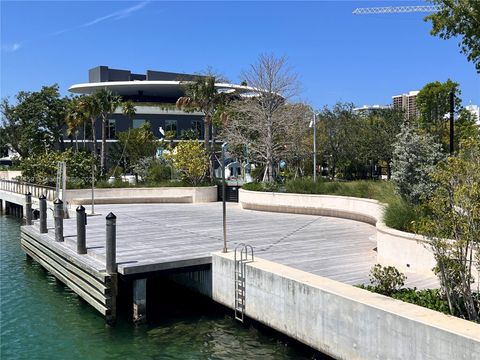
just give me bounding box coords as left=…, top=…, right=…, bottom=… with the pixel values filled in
left=68, top=66, right=252, bottom=145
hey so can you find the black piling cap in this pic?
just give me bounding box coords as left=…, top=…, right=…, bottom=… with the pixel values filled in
left=39, top=194, right=46, bottom=200
left=106, top=212, right=116, bottom=220
left=76, top=205, right=85, bottom=212
left=25, top=192, right=32, bottom=196
left=54, top=198, right=63, bottom=204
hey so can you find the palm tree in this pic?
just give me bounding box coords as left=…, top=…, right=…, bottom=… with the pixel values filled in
left=176, top=76, right=223, bottom=153
left=78, top=95, right=101, bottom=156
left=65, top=97, right=89, bottom=151
left=94, top=89, right=122, bottom=176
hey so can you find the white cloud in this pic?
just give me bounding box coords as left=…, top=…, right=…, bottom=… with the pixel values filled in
left=53, top=1, right=150, bottom=35
left=1, top=43, right=22, bottom=52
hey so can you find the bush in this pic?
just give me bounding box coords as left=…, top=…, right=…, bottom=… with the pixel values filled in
left=19, top=149, right=96, bottom=187
left=166, top=141, right=209, bottom=186
left=383, top=198, right=419, bottom=232
left=392, top=289, right=450, bottom=314
left=368, top=264, right=406, bottom=296
left=242, top=181, right=280, bottom=192
left=146, top=158, right=172, bottom=183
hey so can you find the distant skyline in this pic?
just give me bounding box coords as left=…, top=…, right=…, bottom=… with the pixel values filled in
left=1, top=1, right=478, bottom=109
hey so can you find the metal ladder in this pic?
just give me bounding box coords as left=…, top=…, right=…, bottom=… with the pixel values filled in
left=234, top=243, right=254, bottom=323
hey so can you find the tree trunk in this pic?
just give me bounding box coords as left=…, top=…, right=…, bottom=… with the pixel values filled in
left=91, top=119, right=97, bottom=157
left=101, top=117, right=106, bottom=177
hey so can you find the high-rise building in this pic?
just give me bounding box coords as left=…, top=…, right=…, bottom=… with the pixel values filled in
left=392, top=90, right=419, bottom=119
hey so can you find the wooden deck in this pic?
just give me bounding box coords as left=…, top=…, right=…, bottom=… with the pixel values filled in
left=26, top=202, right=437, bottom=288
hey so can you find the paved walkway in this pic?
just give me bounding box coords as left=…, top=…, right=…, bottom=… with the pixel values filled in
left=53, top=202, right=437, bottom=288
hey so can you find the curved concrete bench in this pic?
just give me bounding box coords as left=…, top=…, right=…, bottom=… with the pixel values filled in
left=239, top=189, right=436, bottom=277
left=71, top=196, right=193, bottom=205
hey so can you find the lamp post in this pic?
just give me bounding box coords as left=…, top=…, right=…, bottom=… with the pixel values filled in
left=309, top=112, right=317, bottom=182
left=221, top=142, right=228, bottom=253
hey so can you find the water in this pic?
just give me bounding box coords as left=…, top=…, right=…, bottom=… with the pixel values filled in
left=0, top=215, right=320, bottom=360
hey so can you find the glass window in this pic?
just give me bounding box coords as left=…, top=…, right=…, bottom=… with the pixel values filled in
left=133, top=119, right=146, bottom=129
left=191, top=119, right=202, bottom=137
left=165, top=120, right=177, bottom=138
left=106, top=119, right=116, bottom=139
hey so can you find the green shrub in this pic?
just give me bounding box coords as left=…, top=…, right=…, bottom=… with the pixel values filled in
left=392, top=289, right=450, bottom=314
left=242, top=182, right=279, bottom=192
left=368, top=264, right=406, bottom=296
left=147, top=159, right=172, bottom=183
left=19, top=149, right=96, bottom=187
left=383, top=198, right=419, bottom=232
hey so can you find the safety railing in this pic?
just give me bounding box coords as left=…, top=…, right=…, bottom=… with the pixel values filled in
left=0, top=179, right=57, bottom=202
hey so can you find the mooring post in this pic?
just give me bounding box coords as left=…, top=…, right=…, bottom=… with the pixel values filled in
left=39, top=195, right=47, bottom=233
left=133, top=278, right=147, bottom=324
left=25, top=192, right=32, bottom=225
left=105, top=212, right=117, bottom=325
left=54, top=198, right=64, bottom=242
left=106, top=212, right=117, bottom=274
left=76, top=205, right=87, bottom=254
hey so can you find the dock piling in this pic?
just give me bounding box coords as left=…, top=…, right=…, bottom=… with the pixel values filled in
left=25, top=192, right=32, bottom=225
left=106, top=212, right=117, bottom=275
left=76, top=205, right=87, bottom=254
left=133, top=278, right=147, bottom=324
left=39, top=195, right=47, bottom=233
left=54, top=198, right=64, bottom=242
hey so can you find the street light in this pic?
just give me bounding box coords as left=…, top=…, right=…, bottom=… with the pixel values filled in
left=309, top=112, right=317, bottom=182
left=221, top=142, right=228, bottom=253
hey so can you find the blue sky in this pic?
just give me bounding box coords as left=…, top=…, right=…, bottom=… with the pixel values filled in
left=1, top=1, right=478, bottom=109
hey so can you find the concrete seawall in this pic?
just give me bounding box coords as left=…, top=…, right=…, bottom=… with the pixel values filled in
left=212, top=252, right=480, bottom=360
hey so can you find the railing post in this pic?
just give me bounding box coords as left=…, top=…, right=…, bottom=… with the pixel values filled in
left=54, top=198, right=64, bottom=242
left=106, top=212, right=117, bottom=275
left=76, top=205, right=87, bottom=254
left=25, top=192, right=32, bottom=225
left=39, top=195, right=47, bottom=234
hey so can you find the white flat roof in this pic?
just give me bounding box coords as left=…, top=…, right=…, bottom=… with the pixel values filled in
left=68, top=81, right=257, bottom=98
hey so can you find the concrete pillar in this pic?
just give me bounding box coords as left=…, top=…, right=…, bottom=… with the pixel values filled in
left=106, top=212, right=116, bottom=275
left=39, top=195, right=47, bottom=233
left=76, top=205, right=87, bottom=254
left=54, top=198, right=64, bottom=242
left=25, top=192, right=32, bottom=225
left=133, top=278, right=147, bottom=324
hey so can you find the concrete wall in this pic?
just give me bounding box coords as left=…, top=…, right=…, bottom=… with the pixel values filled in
left=65, top=186, right=217, bottom=206
left=0, top=170, right=22, bottom=180
left=212, top=252, right=480, bottom=360
left=239, top=189, right=435, bottom=277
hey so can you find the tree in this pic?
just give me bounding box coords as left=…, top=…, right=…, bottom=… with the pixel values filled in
left=316, top=102, right=359, bottom=180
left=167, top=140, right=209, bottom=186
left=116, top=122, right=158, bottom=171
left=416, top=79, right=461, bottom=148
left=176, top=76, right=223, bottom=153
left=221, top=54, right=299, bottom=182
left=0, top=84, right=69, bottom=157
left=94, top=89, right=122, bottom=176
left=425, top=0, right=480, bottom=73
left=360, top=108, right=405, bottom=179
left=391, top=124, right=445, bottom=204
left=416, top=137, right=480, bottom=322
left=65, top=97, right=85, bottom=151
left=77, top=95, right=101, bottom=157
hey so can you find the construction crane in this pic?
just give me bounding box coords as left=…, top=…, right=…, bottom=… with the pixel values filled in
left=352, top=5, right=440, bottom=15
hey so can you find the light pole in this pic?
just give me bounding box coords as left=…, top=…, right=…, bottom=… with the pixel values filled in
left=221, top=142, right=228, bottom=253
left=309, top=112, right=317, bottom=182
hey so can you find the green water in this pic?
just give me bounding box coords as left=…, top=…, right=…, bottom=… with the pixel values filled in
left=0, top=215, right=320, bottom=360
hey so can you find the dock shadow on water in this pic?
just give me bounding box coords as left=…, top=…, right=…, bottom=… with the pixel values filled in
left=1, top=215, right=332, bottom=360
